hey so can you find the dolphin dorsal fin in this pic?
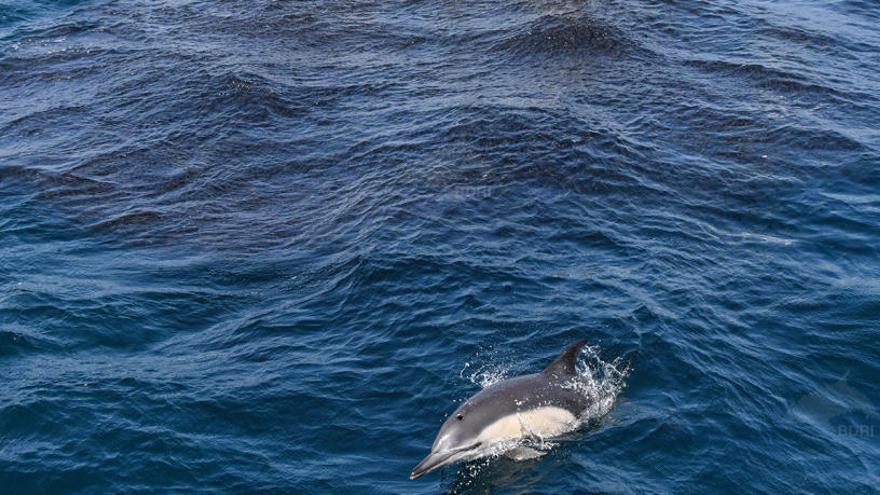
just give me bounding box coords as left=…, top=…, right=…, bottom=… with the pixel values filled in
left=543, top=339, right=588, bottom=377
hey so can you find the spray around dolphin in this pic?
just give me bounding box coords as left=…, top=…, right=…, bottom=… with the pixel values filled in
left=411, top=340, right=598, bottom=480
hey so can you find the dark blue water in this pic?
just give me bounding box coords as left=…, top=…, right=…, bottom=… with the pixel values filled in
left=2, top=0, right=879, bottom=493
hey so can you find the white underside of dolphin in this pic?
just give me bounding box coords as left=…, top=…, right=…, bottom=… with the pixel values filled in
left=479, top=405, right=578, bottom=442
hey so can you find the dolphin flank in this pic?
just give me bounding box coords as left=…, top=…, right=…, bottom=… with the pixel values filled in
left=411, top=340, right=591, bottom=480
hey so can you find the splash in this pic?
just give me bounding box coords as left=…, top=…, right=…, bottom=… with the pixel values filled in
left=568, top=344, right=631, bottom=425
left=459, top=360, right=510, bottom=389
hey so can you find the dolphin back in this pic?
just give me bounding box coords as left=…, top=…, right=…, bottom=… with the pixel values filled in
left=543, top=339, right=588, bottom=378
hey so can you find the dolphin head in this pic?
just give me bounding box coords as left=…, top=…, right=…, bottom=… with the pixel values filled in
left=410, top=403, right=486, bottom=480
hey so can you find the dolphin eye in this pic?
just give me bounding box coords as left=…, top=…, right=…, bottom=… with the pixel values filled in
left=456, top=414, right=464, bottom=421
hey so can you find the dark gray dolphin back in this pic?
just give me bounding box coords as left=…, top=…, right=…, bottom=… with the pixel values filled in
left=447, top=340, right=591, bottom=439
left=543, top=339, right=588, bottom=378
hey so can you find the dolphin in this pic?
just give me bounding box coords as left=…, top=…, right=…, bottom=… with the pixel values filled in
left=411, top=340, right=591, bottom=480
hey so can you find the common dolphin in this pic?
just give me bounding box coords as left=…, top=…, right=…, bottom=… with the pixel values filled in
left=411, top=340, right=591, bottom=480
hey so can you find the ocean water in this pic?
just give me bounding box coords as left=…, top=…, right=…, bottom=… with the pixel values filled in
left=1, top=0, right=879, bottom=493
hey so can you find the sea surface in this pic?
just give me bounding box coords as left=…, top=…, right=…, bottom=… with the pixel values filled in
left=2, top=0, right=879, bottom=493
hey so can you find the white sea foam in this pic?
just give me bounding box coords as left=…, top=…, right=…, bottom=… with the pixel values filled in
left=568, top=344, right=631, bottom=425
left=459, top=360, right=510, bottom=389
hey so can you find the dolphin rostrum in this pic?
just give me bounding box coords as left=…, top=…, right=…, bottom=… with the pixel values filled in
left=411, top=340, right=591, bottom=480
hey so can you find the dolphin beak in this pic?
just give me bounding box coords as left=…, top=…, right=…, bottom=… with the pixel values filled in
left=410, top=442, right=482, bottom=480
left=410, top=451, right=454, bottom=480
